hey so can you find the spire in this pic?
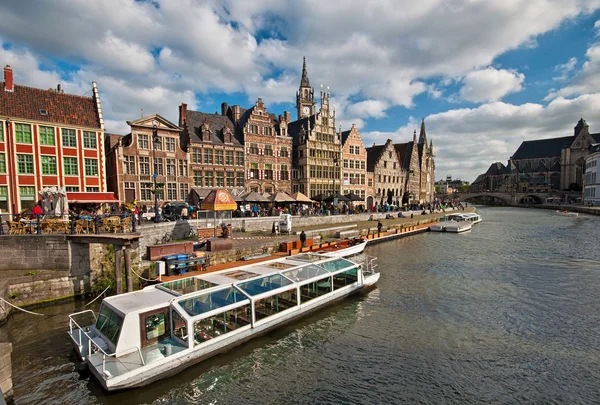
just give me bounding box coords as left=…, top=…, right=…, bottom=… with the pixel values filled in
left=300, top=56, right=310, bottom=88
left=413, top=129, right=417, bottom=142
left=418, top=118, right=427, bottom=145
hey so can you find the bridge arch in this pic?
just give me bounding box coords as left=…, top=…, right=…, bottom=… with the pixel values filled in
left=461, top=193, right=512, bottom=204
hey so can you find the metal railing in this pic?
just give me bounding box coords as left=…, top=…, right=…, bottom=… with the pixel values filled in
left=1, top=213, right=138, bottom=236
left=360, top=255, right=378, bottom=277
left=68, top=310, right=145, bottom=379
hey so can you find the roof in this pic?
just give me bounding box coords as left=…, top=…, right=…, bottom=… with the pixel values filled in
left=366, top=144, right=385, bottom=172
left=288, top=115, right=317, bottom=144
left=485, top=162, right=506, bottom=176
left=186, top=110, right=242, bottom=145
left=0, top=83, right=101, bottom=128
left=341, top=130, right=351, bottom=145
left=512, top=136, right=574, bottom=159
left=393, top=142, right=412, bottom=170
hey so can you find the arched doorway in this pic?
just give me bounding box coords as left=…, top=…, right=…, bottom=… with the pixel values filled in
left=366, top=196, right=374, bottom=209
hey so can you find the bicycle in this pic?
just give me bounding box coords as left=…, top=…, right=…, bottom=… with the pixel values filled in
left=160, top=231, right=173, bottom=244
left=184, top=227, right=197, bottom=239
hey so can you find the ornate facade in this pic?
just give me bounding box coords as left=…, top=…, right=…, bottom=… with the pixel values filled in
left=366, top=139, right=404, bottom=207
left=341, top=124, right=367, bottom=202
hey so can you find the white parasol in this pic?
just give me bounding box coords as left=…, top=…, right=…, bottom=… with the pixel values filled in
left=54, top=186, right=70, bottom=219
left=38, top=187, right=53, bottom=215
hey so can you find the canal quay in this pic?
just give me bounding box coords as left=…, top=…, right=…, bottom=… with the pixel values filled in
left=1, top=206, right=599, bottom=404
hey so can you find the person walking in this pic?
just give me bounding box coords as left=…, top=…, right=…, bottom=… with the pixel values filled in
left=377, top=220, right=383, bottom=234
left=299, top=230, right=307, bottom=247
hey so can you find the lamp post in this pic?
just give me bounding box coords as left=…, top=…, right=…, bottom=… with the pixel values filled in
left=152, top=120, right=161, bottom=223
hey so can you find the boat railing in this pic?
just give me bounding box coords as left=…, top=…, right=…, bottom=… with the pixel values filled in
left=359, top=255, right=378, bottom=277
left=69, top=310, right=146, bottom=379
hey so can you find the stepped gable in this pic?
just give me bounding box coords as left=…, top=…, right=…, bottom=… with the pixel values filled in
left=0, top=83, right=101, bottom=128
left=288, top=115, right=317, bottom=145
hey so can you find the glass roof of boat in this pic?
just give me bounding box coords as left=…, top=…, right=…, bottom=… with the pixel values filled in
left=178, top=286, right=248, bottom=317
left=289, top=253, right=329, bottom=262
left=319, top=258, right=355, bottom=272
left=236, top=274, right=294, bottom=296
left=282, top=264, right=329, bottom=282
left=159, top=277, right=217, bottom=296
left=222, top=270, right=259, bottom=280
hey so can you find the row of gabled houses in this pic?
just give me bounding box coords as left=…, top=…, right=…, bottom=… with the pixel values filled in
left=471, top=118, right=600, bottom=195
left=0, top=60, right=436, bottom=216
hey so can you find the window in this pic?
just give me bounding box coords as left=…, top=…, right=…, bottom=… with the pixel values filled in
left=204, top=149, right=213, bottom=164
left=226, top=172, right=235, bottom=187
left=193, top=170, right=203, bottom=187
left=86, top=187, right=100, bottom=192
left=140, top=183, right=152, bottom=200
left=39, top=126, right=55, bottom=146
left=180, top=183, right=189, bottom=201
left=280, top=147, right=289, bottom=158
left=216, top=171, right=224, bottom=187
left=0, top=123, right=3, bottom=142
left=236, top=151, right=244, bottom=166
left=179, top=160, right=188, bottom=177
left=62, top=128, right=77, bottom=147
left=361, top=161, right=365, bottom=170
left=153, top=136, right=163, bottom=150
left=83, top=131, right=96, bottom=149
left=192, top=304, right=251, bottom=345
left=264, top=127, right=272, bottom=136
left=205, top=171, right=214, bottom=187
left=167, top=183, right=177, bottom=200
left=17, top=154, right=34, bottom=174
left=249, top=143, right=259, bottom=155
left=138, top=134, right=149, bottom=149
left=19, top=186, right=36, bottom=211
left=264, top=145, right=273, bottom=156
left=236, top=171, right=244, bottom=186
left=0, top=186, right=7, bottom=213
left=15, top=123, right=32, bottom=143
left=192, top=148, right=202, bottom=164
left=165, top=137, right=176, bottom=152
left=354, top=146, right=360, bottom=155
left=139, top=156, right=150, bottom=175
left=65, top=186, right=80, bottom=192
left=125, top=156, right=136, bottom=174
left=249, top=124, right=258, bottom=134
left=249, top=162, right=259, bottom=179
left=264, top=164, right=273, bottom=180
left=96, top=304, right=124, bottom=346
left=41, top=156, right=57, bottom=175
left=215, top=150, right=224, bottom=165
left=226, top=150, right=234, bottom=165
left=0, top=154, right=5, bottom=173
left=85, top=159, right=98, bottom=176
left=154, top=157, right=164, bottom=175
left=281, top=164, right=289, bottom=180
left=166, top=159, right=176, bottom=176
left=64, top=157, right=78, bottom=176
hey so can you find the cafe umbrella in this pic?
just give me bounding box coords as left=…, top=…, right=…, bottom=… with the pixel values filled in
left=200, top=189, right=238, bottom=238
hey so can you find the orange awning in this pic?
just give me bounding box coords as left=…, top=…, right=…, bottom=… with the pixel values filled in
left=200, top=189, right=238, bottom=211
left=67, top=192, right=119, bottom=203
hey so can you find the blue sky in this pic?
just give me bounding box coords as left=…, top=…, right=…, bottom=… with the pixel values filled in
left=1, top=0, right=600, bottom=182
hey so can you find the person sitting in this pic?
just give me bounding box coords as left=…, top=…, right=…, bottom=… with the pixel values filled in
left=368, top=214, right=374, bottom=221
left=398, top=212, right=404, bottom=218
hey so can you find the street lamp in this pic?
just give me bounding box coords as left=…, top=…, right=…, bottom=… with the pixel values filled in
left=152, top=120, right=161, bottom=223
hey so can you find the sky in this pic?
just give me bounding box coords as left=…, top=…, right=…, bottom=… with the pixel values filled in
left=1, top=0, right=600, bottom=182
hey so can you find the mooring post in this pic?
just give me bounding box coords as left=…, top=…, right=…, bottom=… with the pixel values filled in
left=124, top=247, right=133, bottom=293
left=114, top=245, right=123, bottom=295
left=0, top=342, right=13, bottom=403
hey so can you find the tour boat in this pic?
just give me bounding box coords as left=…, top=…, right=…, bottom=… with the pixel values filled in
left=445, top=222, right=472, bottom=233
left=68, top=253, right=380, bottom=391
left=556, top=210, right=578, bottom=217
left=459, top=213, right=483, bottom=224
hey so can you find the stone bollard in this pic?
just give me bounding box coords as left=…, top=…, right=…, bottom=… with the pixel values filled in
left=0, top=343, right=13, bottom=402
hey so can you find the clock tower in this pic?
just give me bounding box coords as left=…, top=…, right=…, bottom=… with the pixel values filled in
left=296, top=57, right=315, bottom=119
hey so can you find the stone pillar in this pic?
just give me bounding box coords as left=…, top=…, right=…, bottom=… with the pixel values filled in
left=124, top=248, right=132, bottom=293
left=0, top=343, right=13, bottom=401
left=114, top=245, right=123, bottom=295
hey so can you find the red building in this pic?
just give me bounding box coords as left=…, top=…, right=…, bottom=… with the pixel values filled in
left=0, top=65, right=107, bottom=215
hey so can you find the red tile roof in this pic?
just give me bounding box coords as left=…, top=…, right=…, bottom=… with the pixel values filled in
left=0, top=83, right=101, bottom=129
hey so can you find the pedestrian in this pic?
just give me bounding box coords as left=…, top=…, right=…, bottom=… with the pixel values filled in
left=181, top=204, right=189, bottom=220
left=30, top=202, right=43, bottom=220
left=299, top=230, right=307, bottom=247
left=377, top=220, right=383, bottom=234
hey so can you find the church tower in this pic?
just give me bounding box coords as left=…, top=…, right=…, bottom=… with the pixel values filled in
left=296, top=57, right=315, bottom=119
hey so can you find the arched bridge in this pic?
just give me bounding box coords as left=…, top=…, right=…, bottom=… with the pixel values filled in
left=457, top=192, right=557, bottom=204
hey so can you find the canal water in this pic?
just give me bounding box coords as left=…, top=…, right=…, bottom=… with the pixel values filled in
left=2, top=206, right=600, bottom=404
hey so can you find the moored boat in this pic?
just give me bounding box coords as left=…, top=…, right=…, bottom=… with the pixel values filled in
left=68, top=253, right=379, bottom=391
left=556, top=210, right=578, bottom=217
left=445, top=221, right=472, bottom=233
left=320, top=238, right=367, bottom=257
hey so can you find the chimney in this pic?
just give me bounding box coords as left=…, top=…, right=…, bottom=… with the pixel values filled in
left=233, top=105, right=241, bottom=122
left=57, top=83, right=62, bottom=93
left=284, top=111, right=291, bottom=123
left=4, top=65, right=13, bottom=92
left=221, top=102, right=228, bottom=116
left=179, top=103, right=187, bottom=127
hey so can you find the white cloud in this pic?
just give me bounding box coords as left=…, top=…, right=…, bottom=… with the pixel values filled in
left=346, top=100, right=389, bottom=119
left=545, top=45, right=600, bottom=100
left=553, top=56, right=578, bottom=81
left=459, top=68, right=525, bottom=103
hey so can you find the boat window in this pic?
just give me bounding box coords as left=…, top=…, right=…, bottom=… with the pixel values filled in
left=143, top=311, right=168, bottom=345
left=172, top=309, right=188, bottom=342
left=283, top=264, right=329, bottom=282
left=193, top=304, right=251, bottom=345
left=290, top=253, right=328, bottom=262
left=179, top=286, right=248, bottom=317
left=254, top=289, right=298, bottom=321
left=300, top=276, right=332, bottom=303
left=159, top=278, right=217, bottom=295
left=319, top=258, right=354, bottom=272
left=332, top=267, right=358, bottom=289
left=237, top=274, right=293, bottom=296
left=96, top=304, right=124, bottom=346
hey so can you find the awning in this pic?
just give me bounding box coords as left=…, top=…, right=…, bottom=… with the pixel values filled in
left=67, top=192, right=119, bottom=203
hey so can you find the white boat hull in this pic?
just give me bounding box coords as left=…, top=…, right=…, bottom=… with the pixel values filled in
left=429, top=224, right=445, bottom=232
left=556, top=211, right=578, bottom=217
left=445, top=223, right=472, bottom=233
left=322, top=241, right=367, bottom=257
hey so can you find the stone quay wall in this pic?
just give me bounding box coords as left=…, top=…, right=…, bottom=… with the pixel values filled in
left=0, top=235, right=71, bottom=272
left=0, top=343, right=12, bottom=401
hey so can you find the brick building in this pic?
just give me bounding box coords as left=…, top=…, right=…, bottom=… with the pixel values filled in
left=105, top=114, right=192, bottom=205
left=235, top=98, right=292, bottom=193
left=179, top=103, right=245, bottom=194
left=341, top=124, right=367, bottom=202
left=288, top=58, right=342, bottom=198
left=0, top=65, right=107, bottom=215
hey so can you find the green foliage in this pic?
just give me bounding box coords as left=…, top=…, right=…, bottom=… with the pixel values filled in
left=25, top=271, right=37, bottom=276
left=9, top=291, right=22, bottom=299
left=435, top=186, right=441, bottom=193
left=459, top=184, right=470, bottom=193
